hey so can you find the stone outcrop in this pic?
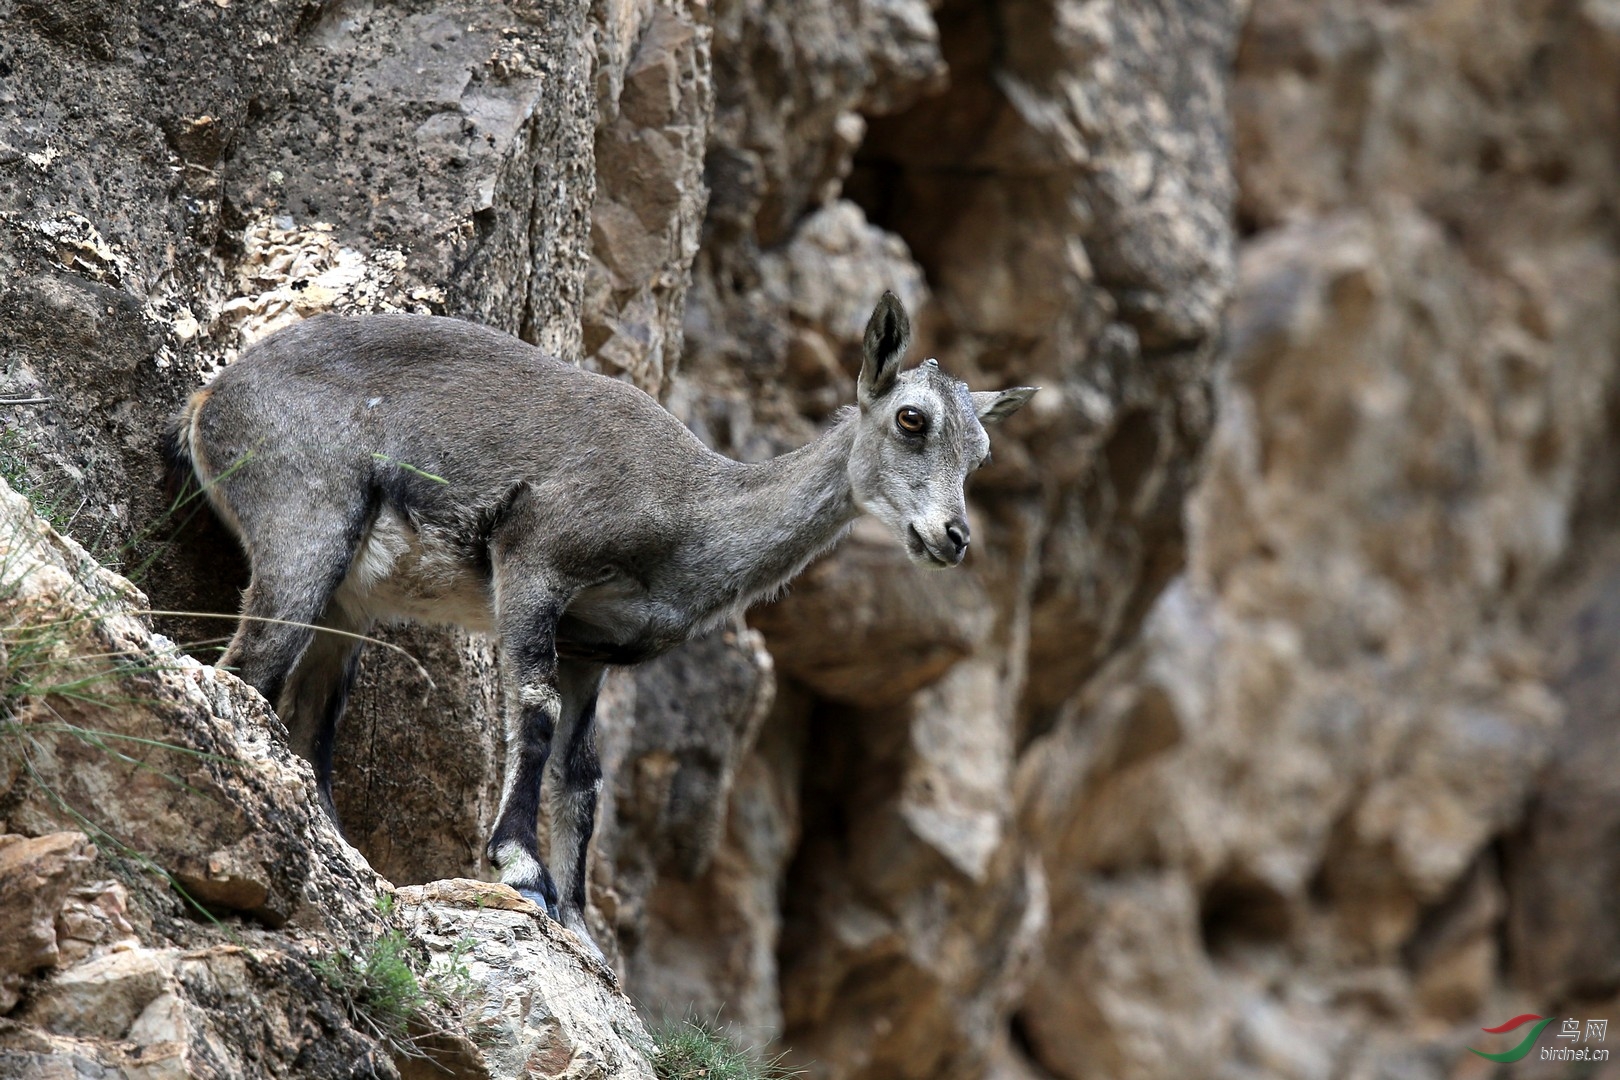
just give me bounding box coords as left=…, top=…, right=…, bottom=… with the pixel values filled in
left=643, top=2, right=1240, bottom=1076
left=0, top=477, right=388, bottom=938
left=1000, top=2, right=1620, bottom=1078
left=397, top=879, right=653, bottom=1080
left=6, top=0, right=1620, bottom=1078
left=0, top=832, right=99, bottom=1013
left=0, top=477, right=657, bottom=1078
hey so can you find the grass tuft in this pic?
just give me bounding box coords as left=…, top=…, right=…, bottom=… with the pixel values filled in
left=0, top=428, right=115, bottom=563
left=312, top=896, right=480, bottom=1062
left=315, top=929, right=424, bottom=1038
left=651, top=1018, right=799, bottom=1080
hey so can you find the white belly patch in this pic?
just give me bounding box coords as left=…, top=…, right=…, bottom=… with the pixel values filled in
left=334, top=506, right=494, bottom=632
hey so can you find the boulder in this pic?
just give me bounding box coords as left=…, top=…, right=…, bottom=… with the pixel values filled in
left=0, top=832, right=96, bottom=1013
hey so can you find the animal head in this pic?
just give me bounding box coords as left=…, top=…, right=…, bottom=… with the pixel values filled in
left=847, top=291, right=1038, bottom=568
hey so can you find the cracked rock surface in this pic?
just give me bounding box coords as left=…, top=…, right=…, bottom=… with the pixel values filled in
left=0, top=477, right=655, bottom=1077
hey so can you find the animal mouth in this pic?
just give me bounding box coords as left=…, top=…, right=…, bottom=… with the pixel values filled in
left=907, top=524, right=953, bottom=567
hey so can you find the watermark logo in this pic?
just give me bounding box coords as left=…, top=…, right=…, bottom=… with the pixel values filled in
left=1469, top=1014, right=1608, bottom=1064
left=1469, top=1015, right=1552, bottom=1063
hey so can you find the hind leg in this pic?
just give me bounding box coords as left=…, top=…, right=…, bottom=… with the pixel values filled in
left=222, top=573, right=334, bottom=706
left=275, top=601, right=369, bottom=823
left=219, top=504, right=368, bottom=708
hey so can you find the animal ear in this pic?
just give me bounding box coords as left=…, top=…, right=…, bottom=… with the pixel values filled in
left=859, top=291, right=911, bottom=406
left=973, top=386, right=1039, bottom=425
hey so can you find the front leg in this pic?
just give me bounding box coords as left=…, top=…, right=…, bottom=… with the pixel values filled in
left=550, top=660, right=607, bottom=957
left=486, top=596, right=566, bottom=917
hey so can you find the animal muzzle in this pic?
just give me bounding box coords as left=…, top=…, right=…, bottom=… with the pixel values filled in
left=908, top=517, right=970, bottom=567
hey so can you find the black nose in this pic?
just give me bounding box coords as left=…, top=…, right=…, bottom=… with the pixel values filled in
left=945, top=518, right=970, bottom=558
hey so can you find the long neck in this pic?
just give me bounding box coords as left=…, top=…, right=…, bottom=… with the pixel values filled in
left=699, top=415, right=861, bottom=609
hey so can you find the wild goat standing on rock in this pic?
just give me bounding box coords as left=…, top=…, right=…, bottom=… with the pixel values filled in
left=166, top=292, right=1035, bottom=956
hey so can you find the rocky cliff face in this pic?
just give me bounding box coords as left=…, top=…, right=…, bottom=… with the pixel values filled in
left=3, top=0, right=1619, bottom=1078
left=0, top=477, right=655, bottom=1078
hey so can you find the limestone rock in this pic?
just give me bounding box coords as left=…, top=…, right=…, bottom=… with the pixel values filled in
left=749, top=519, right=991, bottom=707
left=622, top=684, right=812, bottom=1047
left=585, top=1, right=713, bottom=395
left=0, top=477, right=388, bottom=937
left=2, top=942, right=385, bottom=1079
left=53, top=879, right=139, bottom=969
left=777, top=665, right=1048, bottom=1080
left=610, top=626, right=776, bottom=885
left=0, top=473, right=674, bottom=1078
left=1019, top=873, right=1222, bottom=1080
left=1000, top=0, right=1620, bottom=1070
left=332, top=631, right=503, bottom=890
left=397, top=879, right=656, bottom=1080
left=24, top=946, right=178, bottom=1041
left=0, top=832, right=96, bottom=1013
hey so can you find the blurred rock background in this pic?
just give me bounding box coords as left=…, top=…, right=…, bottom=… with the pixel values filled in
left=2, top=0, right=1619, bottom=1077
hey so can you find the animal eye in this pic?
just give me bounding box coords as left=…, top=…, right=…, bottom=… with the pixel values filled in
left=896, top=407, right=928, bottom=435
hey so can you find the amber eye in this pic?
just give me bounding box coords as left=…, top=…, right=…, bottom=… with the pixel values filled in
left=896, top=407, right=928, bottom=435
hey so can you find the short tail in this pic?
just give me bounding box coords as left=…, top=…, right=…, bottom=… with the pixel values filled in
left=161, top=387, right=210, bottom=509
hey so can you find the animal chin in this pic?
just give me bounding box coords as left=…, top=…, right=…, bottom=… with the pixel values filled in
left=906, top=524, right=954, bottom=568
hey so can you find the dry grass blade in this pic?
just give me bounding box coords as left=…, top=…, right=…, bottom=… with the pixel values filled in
left=651, top=1017, right=801, bottom=1080
left=133, top=610, right=437, bottom=689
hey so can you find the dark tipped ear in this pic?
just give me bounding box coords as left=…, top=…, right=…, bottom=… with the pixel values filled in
left=972, top=386, right=1038, bottom=425
left=859, top=291, right=911, bottom=406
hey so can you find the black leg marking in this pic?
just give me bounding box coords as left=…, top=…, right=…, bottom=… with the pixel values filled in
left=547, top=662, right=606, bottom=956
left=488, top=597, right=566, bottom=921
left=487, top=695, right=559, bottom=915
left=562, top=719, right=601, bottom=914
left=311, top=643, right=363, bottom=826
